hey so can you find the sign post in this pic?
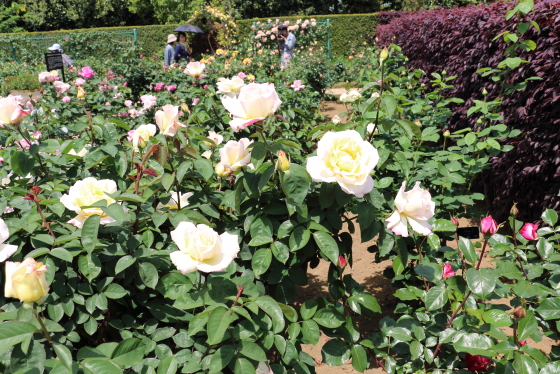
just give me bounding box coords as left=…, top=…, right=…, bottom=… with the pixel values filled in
left=44, top=52, right=66, bottom=82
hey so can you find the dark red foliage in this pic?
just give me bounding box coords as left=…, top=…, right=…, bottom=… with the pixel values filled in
left=376, top=11, right=408, bottom=26
left=376, top=0, right=560, bottom=222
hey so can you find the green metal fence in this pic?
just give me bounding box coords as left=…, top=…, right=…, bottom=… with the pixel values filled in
left=1, top=29, right=137, bottom=63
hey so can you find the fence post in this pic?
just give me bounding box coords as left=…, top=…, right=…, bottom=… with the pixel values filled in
left=326, top=19, right=331, bottom=59
left=133, top=29, right=138, bottom=46
left=9, top=37, right=17, bottom=62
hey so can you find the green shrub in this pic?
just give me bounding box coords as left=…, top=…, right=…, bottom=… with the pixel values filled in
left=1, top=73, right=41, bottom=95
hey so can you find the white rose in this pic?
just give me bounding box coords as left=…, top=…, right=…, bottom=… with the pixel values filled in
left=131, top=124, right=156, bottom=151
left=386, top=181, right=435, bottom=237
left=221, top=83, right=282, bottom=132
left=60, top=177, right=121, bottom=228
left=306, top=130, right=379, bottom=198
left=155, top=105, right=184, bottom=137
left=157, top=191, right=193, bottom=210
left=216, top=76, right=246, bottom=98
left=332, top=115, right=341, bottom=124
left=366, top=123, right=378, bottom=135
left=0, top=219, right=18, bottom=262
left=184, top=61, right=206, bottom=77
left=340, top=90, right=361, bottom=103
left=205, top=131, right=224, bottom=147
left=170, top=222, right=239, bottom=273
left=219, top=138, right=253, bottom=171
left=201, top=150, right=212, bottom=159
left=68, top=147, right=89, bottom=157
left=38, top=71, right=54, bottom=83
left=53, top=81, right=71, bottom=93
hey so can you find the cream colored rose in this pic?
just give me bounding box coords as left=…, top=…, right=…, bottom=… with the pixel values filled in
left=201, top=150, right=212, bottom=159
left=184, top=61, right=206, bottom=77
left=68, top=147, right=89, bottom=157
left=131, top=124, right=156, bottom=151
left=170, top=222, right=239, bottom=273
left=386, top=181, right=435, bottom=237
left=221, top=83, right=282, bottom=132
left=306, top=130, right=379, bottom=198
left=340, top=90, right=361, bottom=103
left=0, top=219, right=17, bottom=262
left=205, top=131, right=224, bottom=147
left=216, top=76, right=246, bottom=98
left=157, top=191, right=193, bottom=210
left=0, top=97, right=30, bottom=125
left=155, top=105, right=184, bottom=137
left=5, top=257, right=49, bottom=303
left=215, top=163, right=231, bottom=177
left=219, top=138, right=253, bottom=171
left=60, top=177, right=120, bottom=228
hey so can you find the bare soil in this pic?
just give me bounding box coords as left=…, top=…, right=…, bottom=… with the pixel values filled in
left=297, top=102, right=555, bottom=373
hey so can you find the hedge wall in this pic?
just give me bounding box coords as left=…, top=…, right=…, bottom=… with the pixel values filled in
left=377, top=0, right=560, bottom=223
left=237, top=13, right=381, bottom=56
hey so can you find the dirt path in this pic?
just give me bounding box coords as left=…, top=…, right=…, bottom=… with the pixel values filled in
left=297, top=104, right=554, bottom=373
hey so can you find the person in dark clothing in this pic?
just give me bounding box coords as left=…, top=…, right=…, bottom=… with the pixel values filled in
left=174, top=32, right=191, bottom=64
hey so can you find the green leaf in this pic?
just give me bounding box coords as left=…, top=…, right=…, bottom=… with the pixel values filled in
left=466, top=268, right=497, bottom=298
left=351, top=344, right=368, bottom=373
left=302, top=320, right=320, bottom=345
left=161, top=173, right=175, bottom=192
left=313, top=231, right=339, bottom=264
left=250, top=142, right=267, bottom=170
left=10, top=151, right=34, bottom=177
left=513, top=352, right=538, bottom=374
left=432, top=219, right=457, bottom=232
left=53, top=342, right=73, bottom=370
left=81, top=215, right=100, bottom=253
left=194, top=158, right=213, bottom=181
left=104, top=284, right=127, bottom=299
left=281, top=164, right=311, bottom=205
left=537, top=297, right=560, bottom=320
left=313, top=308, right=344, bottom=328
left=101, top=203, right=127, bottom=224
left=381, top=95, right=397, bottom=118
left=322, top=339, right=351, bottom=366
left=542, top=209, right=558, bottom=227
left=114, top=255, right=136, bottom=275
left=234, top=358, right=255, bottom=374
left=10, top=339, right=46, bottom=374
left=393, top=151, right=409, bottom=178
left=207, top=307, right=232, bottom=345
left=454, top=333, right=493, bottom=356
left=110, top=338, right=146, bottom=367
left=300, top=299, right=318, bottom=320
left=157, top=356, right=178, bottom=374
left=252, top=247, right=272, bottom=276
left=238, top=340, right=267, bottom=361
left=80, top=358, right=122, bottom=374
left=139, top=262, right=159, bottom=289
left=482, top=309, right=512, bottom=327
left=518, top=310, right=538, bottom=341
left=78, top=254, right=102, bottom=282
left=271, top=241, right=289, bottom=264
left=255, top=296, right=285, bottom=334
left=425, top=286, right=448, bottom=311
left=458, top=236, right=478, bottom=264
left=209, top=345, right=235, bottom=374
left=50, top=248, right=73, bottom=262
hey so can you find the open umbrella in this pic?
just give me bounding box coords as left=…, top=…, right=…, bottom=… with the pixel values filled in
left=174, top=25, right=204, bottom=33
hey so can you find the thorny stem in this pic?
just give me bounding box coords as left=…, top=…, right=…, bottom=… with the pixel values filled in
left=33, top=201, right=56, bottom=240
left=367, top=62, right=385, bottom=143
left=32, top=309, right=54, bottom=349
left=475, top=239, right=489, bottom=271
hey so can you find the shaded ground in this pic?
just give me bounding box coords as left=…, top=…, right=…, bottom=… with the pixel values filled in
left=296, top=102, right=555, bottom=373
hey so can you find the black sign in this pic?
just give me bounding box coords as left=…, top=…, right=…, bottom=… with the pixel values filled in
left=45, top=52, right=64, bottom=71
left=457, top=226, right=480, bottom=240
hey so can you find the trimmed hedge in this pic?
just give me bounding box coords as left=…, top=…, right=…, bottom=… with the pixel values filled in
left=377, top=1, right=560, bottom=222
left=237, top=13, right=382, bottom=56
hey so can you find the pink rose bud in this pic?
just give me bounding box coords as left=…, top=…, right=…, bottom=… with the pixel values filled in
left=519, top=223, right=538, bottom=240
left=62, top=96, right=71, bottom=103
left=338, top=255, right=347, bottom=268
left=31, top=131, right=42, bottom=140
left=442, top=263, right=455, bottom=279
left=481, top=215, right=498, bottom=236
left=452, top=217, right=459, bottom=226
left=124, top=82, right=128, bottom=86
left=192, top=98, right=200, bottom=106
left=519, top=340, right=527, bottom=346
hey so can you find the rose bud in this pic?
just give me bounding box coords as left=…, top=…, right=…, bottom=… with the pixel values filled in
left=5, top=258, right=49, bottom=303
left=481, top=215, right=498, bottom=236
left=514, top=306, right=526, bottom=318
left=519, top=223, right=538, bottom=241
left=442, top=263, right=455, bottom=279
left=510, top=203, right=519, bottom=216
left=276, top=150, right=290, bottom=171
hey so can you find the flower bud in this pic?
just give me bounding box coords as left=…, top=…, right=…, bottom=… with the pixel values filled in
left=215, top=163, right=231, bottom=177
left=510, top=203, right=519, bottom=216
left=181, top=103, right=190, bottom=113
left=519, top=222, right=538, bottom=241
left=482, top=88, right=488, bottom=96
left=5, top=258, right=49, bottom=303
left=77, top=86, right=86, bottom=98
left=338, top=255, right=347, bottom=268
left=514, top=306, right=526, bottom=318
left=442, top=263, right=455, bottom=279
left=519, top=340, right=527, bottom=346
left=452, top=217, right=459, bottom=226
left=481, top=215, right=498, bottom=235
left=276, top=150, right=290, bottom=171
left=379, top=47, right=389, bottom=63
left=443, top=130, right=451, bottom=137
left=476, top=118, right=483, bottom=124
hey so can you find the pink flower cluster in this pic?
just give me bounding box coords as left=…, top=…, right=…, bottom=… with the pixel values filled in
left=166, top=85, right=176, bottom=91
left=140, top=95, right=157, bottom=110
left=106, top=71, right=115, bottom=80
left=78, top=66, right=95, bottom=80
left=291, top=80, right=305, bottom=92
left=154, top=83, right=165, bottom=92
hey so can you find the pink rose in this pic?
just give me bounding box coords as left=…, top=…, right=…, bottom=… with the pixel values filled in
left=124, top=100, right=133, bottom=107
left=154, top=83, right=164, bottom=92
left=481, top=216, right=498, bottom=236
left=31, top=131, right=42, bottom=140
left=290, top=80, right=306, bottom=92
left=520, top=340, right=527, bottom=346
left=442, top=263, right=455, bottom=279
left=166, top=85, right=177, bottom=91
left=237, top=72, right=247, bottom=79
left=0, top=97, right=30, bottom=125
left=192, top=98, right=200, bottom=106
left=75, top=78, right=85, bottom=86
left=519, top=222, right=538, bottom=240
left=386, top=182, right=435, bottom=237
left=78, top=66, right=95, bottom=80
left=105, top=102, right=111, bottom=106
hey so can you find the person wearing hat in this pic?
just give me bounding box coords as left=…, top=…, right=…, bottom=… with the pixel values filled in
left=164, top=34, right=177, bottom=67
left=277, top=25, right=296, bottom=66
left=48, top=43, right=74, bottom=68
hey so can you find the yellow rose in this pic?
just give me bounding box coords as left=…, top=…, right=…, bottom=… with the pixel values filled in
left=5, top=257, right=49, bottom=303
left=130, top=124, right=156, bottom=151
left=60, top=177, right=120, bottom=228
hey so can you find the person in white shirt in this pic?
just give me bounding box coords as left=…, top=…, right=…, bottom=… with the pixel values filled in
left=277, top=25, right=296, bottom=66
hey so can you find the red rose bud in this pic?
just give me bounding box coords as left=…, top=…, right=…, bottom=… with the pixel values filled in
left=338, top=255, right=347, bottom=268
left=519, top=340, right=527, bottom=347
left=519, top=222, right=538, bottom=241
left=452, top=217, right=459, bottom=226
left=514, top=306, right=526, bottom=318
left=442, top=263, right=455, bottom=279
left=463, top=353, right=491, bottom=372
left=481, top=215, right=498, bottom=235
